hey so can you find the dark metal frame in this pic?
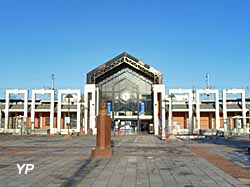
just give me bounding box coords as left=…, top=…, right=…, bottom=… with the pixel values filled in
left=87, top=52, right=163, bottom=85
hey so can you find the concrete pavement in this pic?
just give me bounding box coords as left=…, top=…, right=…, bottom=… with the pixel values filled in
left=0, top=135, right=249, bottom=187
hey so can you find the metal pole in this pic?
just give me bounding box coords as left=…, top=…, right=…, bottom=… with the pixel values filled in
left=168, top=93, right=175, bottom=135
left=168, top=96, right=173, bottom=134
left=51, top=74, right=55, bottom=90
left=249, top=109, right=250, bottom=139
left=137, top=86, right=140, bottom=135
left=171, top=96, right=173, bottom=134
left=68, top=97, right=70, bottom=135
left=65, top=93, right=73, bottom=135
left=0, top=110, right=2, bottom=129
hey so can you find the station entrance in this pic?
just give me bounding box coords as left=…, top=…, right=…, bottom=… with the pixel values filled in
left=98, top=67, right=154, bottom=135
left=85, top=52, right=164, bottom=136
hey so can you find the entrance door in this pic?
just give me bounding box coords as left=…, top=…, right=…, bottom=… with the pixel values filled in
left=112, top=78, right=140, bottom=133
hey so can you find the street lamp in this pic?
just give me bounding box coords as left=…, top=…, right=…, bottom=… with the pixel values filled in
left=80, top=96, right=87, bottom=135
left=248, top=109, right=250, bottom=139
left=162, top=98, right=168, bottom=137
left=65, top=94, right=73, bottom=135
left=168, top=93, right=175, bottom=135
left=0, top=109, right=2, bottom=129
left=162, top=93, right=175, bottom=137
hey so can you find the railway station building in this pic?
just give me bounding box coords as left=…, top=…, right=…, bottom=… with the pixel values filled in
left=0, top=52, right=249, bottom=139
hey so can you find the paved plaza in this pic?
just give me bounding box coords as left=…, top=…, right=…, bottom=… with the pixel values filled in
left=0, top=135, right=249, bottom=187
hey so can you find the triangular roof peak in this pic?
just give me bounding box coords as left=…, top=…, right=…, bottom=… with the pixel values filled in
left=104, top=52, right=140, bottom=64
left=87, top=52, right=163, bottom=84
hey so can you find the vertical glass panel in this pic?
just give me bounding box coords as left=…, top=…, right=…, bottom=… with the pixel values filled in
left=98, top=68, right=153, bottom=116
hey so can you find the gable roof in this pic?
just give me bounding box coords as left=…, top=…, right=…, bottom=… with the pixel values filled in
left=87, top=52, right=163, bottom=84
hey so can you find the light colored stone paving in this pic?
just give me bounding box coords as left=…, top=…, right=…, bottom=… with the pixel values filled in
left=0, top=135, right=249, bottom=187
left=68, top=157, right=248, bottom=187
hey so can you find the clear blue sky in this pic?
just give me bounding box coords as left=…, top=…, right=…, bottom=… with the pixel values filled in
left=0, top=0, right=250, bottom=98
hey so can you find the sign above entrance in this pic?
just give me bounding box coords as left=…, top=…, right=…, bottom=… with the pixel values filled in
left=140, top=102, right=145, bottom=115
left=107, top=102, right=112, bottom=115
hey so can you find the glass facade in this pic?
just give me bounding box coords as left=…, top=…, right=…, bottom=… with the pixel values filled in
left=86, top=52, right=163, bottom=134
left=98, top=68, right=153, bottom=117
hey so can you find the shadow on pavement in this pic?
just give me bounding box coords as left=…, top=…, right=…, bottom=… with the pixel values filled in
left=194, top=136, right=250, bottom=149
left=60, top=158, right=101, bottom=187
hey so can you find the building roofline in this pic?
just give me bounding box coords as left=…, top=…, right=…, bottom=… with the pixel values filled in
left=86, top=52, right=163, bottom=84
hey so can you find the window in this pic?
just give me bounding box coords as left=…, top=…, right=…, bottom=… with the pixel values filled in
left=45, top=117, right=50, bottom=126
left=98, top=68, right=153, bottom=115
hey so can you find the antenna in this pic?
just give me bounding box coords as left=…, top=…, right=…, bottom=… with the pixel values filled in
left=205, top=73, right=210, bottom=99
left=51, top=74, right=55, bottom=90
left=192, top=85, right=196, bottom=101
left=205, top=73, right=210, bottom=89
left=246, top=86, right=250, bottom=98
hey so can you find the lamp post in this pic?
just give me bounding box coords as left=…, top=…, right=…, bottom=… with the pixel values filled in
left=163, top=98, right=168, bottom=137
left=65, top=94, right=73, bottom=135
left=249, top=109, right=250, bottom=139
left=80, top=96, right=87, bottom=135
left=0, top=109, right=2, bottom=129
left=80, top=104, right=84, bottom=135
left=168, top=93, right=175, bottom=135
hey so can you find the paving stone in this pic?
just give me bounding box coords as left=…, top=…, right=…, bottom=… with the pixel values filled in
left=0, top=135, right=249, bottom=187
